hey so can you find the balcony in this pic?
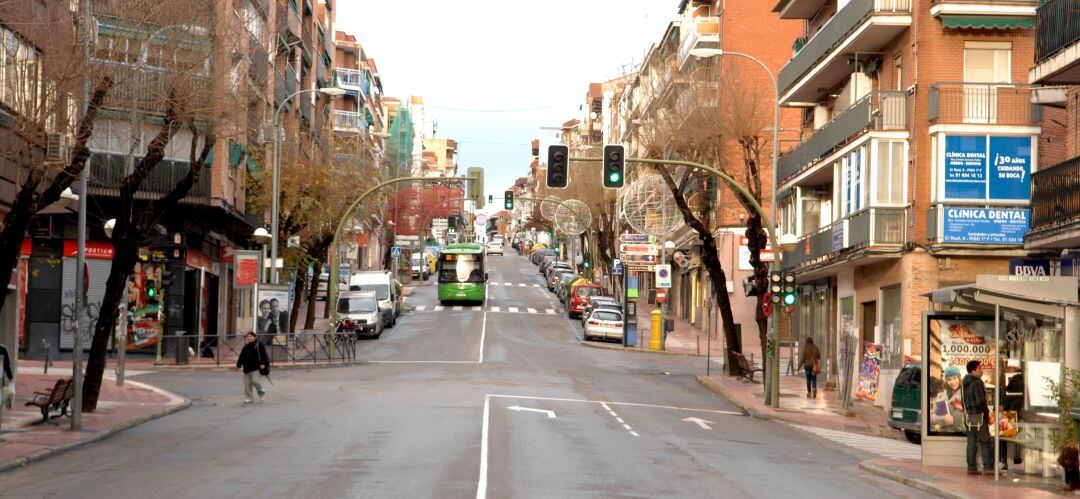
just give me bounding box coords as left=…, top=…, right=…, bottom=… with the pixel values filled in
left=334, top=68, right=370, bottom=96
left=928, top=83, right=1041, bottom=126
left=782, top=208, right=906, bottom=273
left=676, top=16, right=720, bottom=70
left=88, top=153, right=210, bottom=202
left=249, top=41, right=269, bottom=89
left=1032, top=0, right=1080, bottom=84
left=277, top=1, right=300, bottom=40
left=284, top=64, right=297, bottom=100
left=274, top=69, right=288, bottom=108
left=332, top=110, right=363, bottom=131
left=778, top=91, right=906, bottom=185
left=1026, top=155, right=1080, bottom=249
left=930, top=0, right=1038, bottom=24
left=778, top=0, right=912, bottom=104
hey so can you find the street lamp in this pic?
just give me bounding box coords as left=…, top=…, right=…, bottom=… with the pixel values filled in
left=270, top=86, right=347, bottom=285
left=691, top=47, right=784, bottom=408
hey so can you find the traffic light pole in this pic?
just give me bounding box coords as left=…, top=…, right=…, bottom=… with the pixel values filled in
left=570, top=155, right=782, bottom=408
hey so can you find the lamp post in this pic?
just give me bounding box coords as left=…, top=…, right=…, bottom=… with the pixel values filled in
left=270, top=86, right=346, bottom=284
left=690, top=47, right=783, bottom=408
left=662, top=240, right=675, bottom=350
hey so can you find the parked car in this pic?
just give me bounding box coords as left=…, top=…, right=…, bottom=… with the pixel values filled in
left=334, top=291, right=383, bottom=339
left=581, top=296, right=618, bottom=321
left=582, top=301, right=621, bottom=327
left=583, top=309, right=624, bottom=342
left=567, top=283, right=604, bottom=318
left=549, top=270, right=572, bottom=291
left=316, top=272, right=330, bottom=301
left=348, top=271, right=402, bottom=328
left=556, top=274, right=581, bottom=302
left=410, top=253, right=430, bottom=280
left=887, top=363, right=922, bottom=444
left=485, top=241, right=503, bottom=255
left=545, top=262, right=571, bottom=283
left=539, top=255, right=560, bottom=274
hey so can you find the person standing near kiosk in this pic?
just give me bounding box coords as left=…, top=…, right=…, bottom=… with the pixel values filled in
left=963, top=360, right=993, bottom=475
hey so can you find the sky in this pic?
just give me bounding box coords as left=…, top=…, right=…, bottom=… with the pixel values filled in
left=334, top=0, right=679, bottom=217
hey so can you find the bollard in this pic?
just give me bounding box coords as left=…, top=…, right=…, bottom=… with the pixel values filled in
left=650, top=310, right=662, bottom=350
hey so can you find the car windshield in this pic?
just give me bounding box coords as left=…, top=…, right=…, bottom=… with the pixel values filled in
left=350, top=284, right=389, bottom=300
left=338, top=297, right=377, bottom=314
left=438, top=253, right=485, bottom=283
left=576, top=287, right=600, bottom=297
left=593, top=311, right=622, bottom=322
left=411, top=255, right=422, bottom=263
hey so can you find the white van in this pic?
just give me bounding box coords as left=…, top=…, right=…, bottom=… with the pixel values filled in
left=348, top=271, right=402, bottom=327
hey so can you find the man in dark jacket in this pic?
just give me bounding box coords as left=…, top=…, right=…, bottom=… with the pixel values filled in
left=236, top=332, right=268, bottom=404
left=963, top=360, right=993, bottom=474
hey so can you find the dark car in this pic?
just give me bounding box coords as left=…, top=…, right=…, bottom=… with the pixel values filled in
left=888, top=363, right=922, bottom=444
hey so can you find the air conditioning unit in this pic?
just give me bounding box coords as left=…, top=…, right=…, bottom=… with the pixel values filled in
left=45, top=133, right=71, bottom=164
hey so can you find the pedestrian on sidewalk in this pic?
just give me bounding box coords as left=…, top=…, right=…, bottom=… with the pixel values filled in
left=801, top=337, right=821, bottom=398
left=236, top=332, right=268, bottom=404
left=963, top=360, right=993, bottom=475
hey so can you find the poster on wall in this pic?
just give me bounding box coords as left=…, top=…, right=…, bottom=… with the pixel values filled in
left=856, top=343, right=883, bottom=401
left=941, top=207, right=1029, bottom=245
left=988, top=136, right=1031, bottom=200
left=234, top=250, right=260, bottom=288
left=943, top=134, right=1031, bottom=201
left=126, top=261, right=165, bottom=350
left=926, top=314, right=995, bottom=436
left=256, top=285, right=290, bottom=345
left=943, top=135, right=987, bottom=199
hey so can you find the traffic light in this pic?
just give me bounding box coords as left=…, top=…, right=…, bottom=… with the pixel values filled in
left=769, top=271, right=783, bottom=304
left=602, top=144, right=625, bottom=188
left=146, top=280, right=157, bottom=299
left=546, top=145, right=569, bottom=188
left=487, top=194, right=493, bottom=204
left=504, top=190, right=514, bottom=210
left=782, top=272, right=797, bottom=307
left=161, top=270, right=175, bottom=289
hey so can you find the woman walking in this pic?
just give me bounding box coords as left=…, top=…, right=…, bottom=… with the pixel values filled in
left=802, top=337, right=821, bottom=398
left=236, top=332, right=268, bottom=404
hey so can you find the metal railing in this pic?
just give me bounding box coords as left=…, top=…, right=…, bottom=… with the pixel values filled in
left=284, top=64, right=298, bottom=98
left=677, top=16, right=720, bottom=67
left=1036, top=0, right=1080, bottom=63
left=778, top=0, right=911, bottom=94
left=848, top=207, right=906, bottom=247
left=274, top=69, right=288, bottom=107
left=928, top=82, right=1042, bottom=125
left=88, top=153, right=211, bottom=200
left=778, top=91, right=906, bottom=183
left=149, top=332, right=358, bottom=367
left=333, top=110, right=363, bottom=130
left=250, top=39, right=269, bottom=89
left=1031, top=155, right=1080, bottom=229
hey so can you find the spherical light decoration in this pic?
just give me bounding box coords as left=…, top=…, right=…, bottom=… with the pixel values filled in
left=540, top=195, right=562, bottom=221
left=554, top=199, right=592, bottom=236
left=621, top=174, right=685, bottom=237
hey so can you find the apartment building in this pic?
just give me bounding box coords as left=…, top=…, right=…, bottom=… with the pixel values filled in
left=770, top=0, right=1056, bottom=406
left=422, top=138, right=458, bottom=177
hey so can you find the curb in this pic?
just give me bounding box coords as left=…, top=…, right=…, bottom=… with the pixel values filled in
left=694, top=375, right=771, bottom=420
left=0, top=385, right=191, bottom=474
left=136, top=361, right=362, bottom=373
left=858, top=461, right=967, bottom=499
left=579, top=339, right=704, bottom=357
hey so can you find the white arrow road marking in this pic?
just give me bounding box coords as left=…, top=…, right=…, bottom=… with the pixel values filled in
left=507, top=406, right=556, bottom=419
left=682, top=417, right=715, bottom=430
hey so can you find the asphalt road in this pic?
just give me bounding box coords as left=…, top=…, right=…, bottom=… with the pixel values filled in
left=0, top=248, right=929, bottom=498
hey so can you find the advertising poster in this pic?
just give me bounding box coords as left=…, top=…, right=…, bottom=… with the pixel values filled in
left=941, top=207, right=1029, bottom=245
left=855, top=343, right=882, bottom=401
left=926, top=315, right=994, bottom=436
left=987, top=136, right=1031, bottom=200
left=256, top=285, right=290, bottom=345
left=126, top=262, right=165, bottom=350
left=234, top=250, right=261, bottom=288
left=943, top=135, right=987, bottom=199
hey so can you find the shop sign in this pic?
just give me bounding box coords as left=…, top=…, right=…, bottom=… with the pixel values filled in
left=1008, top=258, right=1050, bottom=277
left=737, top=235, right=774, bottom=271
left=941, top=207, right=1028, bottom=245
left=620, top=243, right=658, bottom=255
left=943, top=135, right=1031, bottom=201
left=620, top=233, right=656, bottom=243
left=63, top=240, right=114, bottom=259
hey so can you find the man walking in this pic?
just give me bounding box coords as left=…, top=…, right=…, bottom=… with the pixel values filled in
left=963, top=360, right=993, bottom=475
left=236, top=332, right=268, bottom=404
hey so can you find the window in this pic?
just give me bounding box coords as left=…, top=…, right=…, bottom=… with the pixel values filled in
left=893, top=56, right=903, bottom=91
left=964, top=42, right=1011, bottom=84
left=842, top=146, right=865, bottom=216
left=0, top=28, right=41, bottom=117
left=874, top=141, right=906, bottom=205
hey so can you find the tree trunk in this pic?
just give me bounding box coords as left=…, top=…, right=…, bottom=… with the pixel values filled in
left=289, top=269, right=304, bottom=333
left=82, top=242, right=139, bottom=412
left=304, top=256, right=324, bottom=330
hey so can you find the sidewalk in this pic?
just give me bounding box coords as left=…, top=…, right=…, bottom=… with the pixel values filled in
left=0, top=361, right=188, bottom=472
left=860, top=458, right=1065, bottom=498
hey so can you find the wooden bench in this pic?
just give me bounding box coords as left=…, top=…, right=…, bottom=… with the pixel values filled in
left=26, top=378, right=74, bottom=423
left=732, top=352, right=764, bottom=382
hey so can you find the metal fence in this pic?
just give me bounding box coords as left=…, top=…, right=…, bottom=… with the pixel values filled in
left=1036, top=0, right=1080, bottom=63
left=1031, top=155, right=1080, bottom=229
left=152, top=331, right=358, bottom=367
left=928, top=83, right=1042, bottom=126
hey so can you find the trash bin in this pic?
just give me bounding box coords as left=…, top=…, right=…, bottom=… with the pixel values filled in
left=175, top=331, right=190, bottom=365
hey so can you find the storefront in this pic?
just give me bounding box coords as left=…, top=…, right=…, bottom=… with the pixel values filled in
left=922, top=275, right=1080, bottom=480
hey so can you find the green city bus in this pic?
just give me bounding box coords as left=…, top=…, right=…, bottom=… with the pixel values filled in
left=437, top=243, right=487, bottom=304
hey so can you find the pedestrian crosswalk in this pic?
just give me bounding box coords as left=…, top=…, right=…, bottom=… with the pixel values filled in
left=489, top=282, right=542, bottom=288
left=788, top=423, right=920, bottom=460
left=410, top=305, right=562, bottom=316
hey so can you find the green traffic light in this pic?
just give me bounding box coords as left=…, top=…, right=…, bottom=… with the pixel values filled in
left=583, top=261, right=590, bottom=269
left=148, top=288, right=155, bottom=298
left=609, top=172, right=621, bottom=183
left=783, top=294, right=796, bottom=306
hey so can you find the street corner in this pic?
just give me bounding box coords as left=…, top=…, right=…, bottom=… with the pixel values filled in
left=858, top=458, right=1064, bottom=499
left=694, top=375, right=762, bottom=420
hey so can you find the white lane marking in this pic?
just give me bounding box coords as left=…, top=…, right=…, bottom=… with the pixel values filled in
left=507, top=405, right=557, bottom=419
left=788, top=423, right=920, bottom=460
left=508, top=307, right=519, bottom=313
left=477, top=396, right=490, bottom=499
left=629, top=431, right=640, bottom=437
left=532, top=284, right=540, bottom=287
left=545, top=309, right=556, bottom=314
left=504, top=282, right=512, bottom=286
left=490, top=306, right=501, bottom=312
left=526, top=307, right=537, bottom=314
left=622, top=423, right=633, bottom=431
left=434, top=306, right=444, bottom=311
left=471, top=306, right=481, bottom=311
left=488, top=394, right=745, bottom=416
left=415, top=305, right=427, bottom=311
left=518, top=283, right=527, bottom=287
left=453, top=306, right=463, bottom=311
left=478, top=311, right=487, bottom=364
left=367, top=360, right=478, bottom=364
left=599, top=401, right=638, bottom=437
left=683, top=417, right=715, bottom=430
left=616, top=417, right=625, bottom=423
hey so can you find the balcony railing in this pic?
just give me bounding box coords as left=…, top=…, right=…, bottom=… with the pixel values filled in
left=1030, top=155, right=1080, bottom=229
left=928, top=83, right=1042, bottom=125
left=1036, top=0, right=1080, bottom=63
left=778, top=0, right=911, bottom=95
left=333, top=110, right=363, bottom=130
left=274, top=69, right=288, bottom=107
left=284, top=64, right=297, bottom=99
left=783, top=207, right=906, bottom=269
left=777, top=91, right=906, bottom=184
left=334, top=68, right=371, bottom=96
left=277, top=2, right=300, bottom=39
left=677, top=16, right=720, bottom=68
left=249, top=40, right=268, bottom=89
left=88, top=153, right=210, bottom=201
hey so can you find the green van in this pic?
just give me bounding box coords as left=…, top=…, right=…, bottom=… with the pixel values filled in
left=887, top=364, right=922, bottom=444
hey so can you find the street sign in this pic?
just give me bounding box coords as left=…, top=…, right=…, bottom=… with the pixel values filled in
left=620, top=233, right=657, bottom=243
left=612, top=258, right=623, bottom=276
left=391, top=247, right=402, bottom=259
left=656, top=264, right=672, bottom=288
left=620, top=243, right=658, bottom=255
left=656, top=288, right=667, bottom=304
left=623, top=254, right=657, bottom=263
left=624, top=262, right=656, bottom=272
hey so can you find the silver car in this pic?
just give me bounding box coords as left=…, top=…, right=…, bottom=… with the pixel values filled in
left=583, top=309, right=624, bottom=342
left=334, top=291, right=383, bottom=339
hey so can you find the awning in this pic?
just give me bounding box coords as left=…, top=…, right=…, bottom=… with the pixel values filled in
left=923, top=275, right=1078, bottom=319
left=940, top=16, right=1036, bottom=30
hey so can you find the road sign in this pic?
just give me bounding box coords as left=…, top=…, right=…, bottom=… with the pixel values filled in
left=620, top=233, right=657, bottom=243
left=612, top=258, right=623, bottom=276
left=391, top=247, right=402, bottom=259
left=656, top=288, right=667, bottom=304
left=623, top=254, right=657, bottom=263
left=620, top=243, right=658, bottom=255
left=656, top=264, right=672, bottom=288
